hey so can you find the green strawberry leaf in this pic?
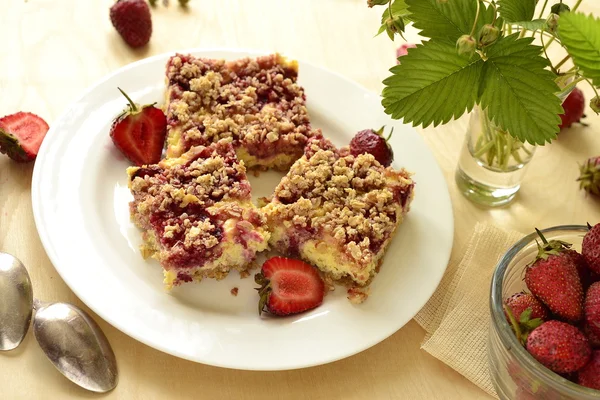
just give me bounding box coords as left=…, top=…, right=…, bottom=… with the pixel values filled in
left=479, top=34, right=563, bottom=145
left=513, top=19, right=547, bottom=31
left=519, top=308, right=532, bottom=324
left=497, top=0, right=536, bottom=23
left=406, top=0, right=499, bottom=42
left=558, top=12, right=600, bottom=87
left=382, top=39, right=484, bottom=128
left=523, top=318, right=544, bottom=331
left=381, top=35, right=562, bottom=144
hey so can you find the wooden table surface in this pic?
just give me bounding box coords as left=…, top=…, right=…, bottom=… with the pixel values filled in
left=1, top=0, right=599, bottom=398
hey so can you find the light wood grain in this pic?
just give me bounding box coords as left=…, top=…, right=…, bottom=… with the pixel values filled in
left=1, top=0, right=599, bottom=398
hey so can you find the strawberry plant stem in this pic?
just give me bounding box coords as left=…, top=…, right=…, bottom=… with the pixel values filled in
left=561, top=76, right=586, bottom=93
left=584, top=77, right=600, bottom=98
left=471, top=107, right=533, bottom=172
left=117, top=87, right=138, bottom=112
left=469, top=0, right=481, bottom=37
left=538, top=0, right=549, bottom=18
left=555, top=54, right=571, bottom=70
left=540, top=33, right=558, bottom=74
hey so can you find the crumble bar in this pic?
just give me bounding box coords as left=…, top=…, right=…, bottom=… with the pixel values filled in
left=262, top=137, right=415, bottom=297
left=164, top=53, right=320, bottom=170
left=127, top=140, right=270, bottom=288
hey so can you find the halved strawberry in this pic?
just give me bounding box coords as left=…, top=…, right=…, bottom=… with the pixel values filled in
left=109, top=88, right=167, bottom=166
left=255, top=257, right=325, bottom=316
left=0, top=112, right=49, bottom=162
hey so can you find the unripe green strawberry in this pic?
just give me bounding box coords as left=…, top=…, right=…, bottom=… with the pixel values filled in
left=478, top=24, right=500, bottom=46
left=591, top=96, right=600, bottom=115
left=456, top=35, right=476, bottom=57
left=578, top=157, right=600, bottom=197
left=547, top=13, right=559, bottom=34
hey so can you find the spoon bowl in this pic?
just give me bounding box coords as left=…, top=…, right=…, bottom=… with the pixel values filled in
left=33, top=301, right=118, bottom=393
left=0, top=252, right=33, bottom=351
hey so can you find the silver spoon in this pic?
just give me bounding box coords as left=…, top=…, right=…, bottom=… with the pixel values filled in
left=0, top=252, right=33, bottom=350
left=0, top=252, right=118, bottom=393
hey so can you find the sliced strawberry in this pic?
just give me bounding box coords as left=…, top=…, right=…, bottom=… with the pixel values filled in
left=255, top=257, right=324, bottom=316
left=109, top=88, right=167, bottom=166
left=0, top=112, right=49, bottom=162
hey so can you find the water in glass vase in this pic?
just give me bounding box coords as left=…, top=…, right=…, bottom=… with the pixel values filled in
left=455, top=106, right=535, bottom=207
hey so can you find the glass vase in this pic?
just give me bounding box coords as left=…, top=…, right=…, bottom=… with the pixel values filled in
left=455, top=106, right=536, bottom=207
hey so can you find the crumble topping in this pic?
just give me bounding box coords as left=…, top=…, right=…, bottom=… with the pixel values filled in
left=127, top=141, right=269, bottom=276
left=262, top=137, right=415, bottom=289
left=164, top=53, right=320, bottom=167
left=266, top=139, right=414, bottom=267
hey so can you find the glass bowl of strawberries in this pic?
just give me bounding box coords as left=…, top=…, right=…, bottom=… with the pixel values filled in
left=489, top=225, right=600, bottom=400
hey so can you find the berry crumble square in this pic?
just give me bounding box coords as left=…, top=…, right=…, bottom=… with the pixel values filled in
left=127, top=140, right=270, bottom=288
left=164, top=53, right=320, bottom=170
left=262, top=137, right=415, bottom=300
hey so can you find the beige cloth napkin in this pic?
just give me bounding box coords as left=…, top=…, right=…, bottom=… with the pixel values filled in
left=414, top=223, right=524, bottom=398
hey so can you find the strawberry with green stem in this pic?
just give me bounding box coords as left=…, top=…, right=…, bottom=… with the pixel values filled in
left=255, top=257, right=325, bottom=316
left=0, top=112, right=49, bottom=162
left=504, top=292, right=550, bottom=344
left=524, top=229, right=584, bottom=323
left=109, top=87, right=167, bottom=166
left=349, top=126, right=394, bottom=167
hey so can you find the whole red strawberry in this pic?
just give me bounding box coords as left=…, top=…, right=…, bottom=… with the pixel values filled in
left=578, top=157, right=600, bottom=197
left=505, top=292, right=551, bottom=322
left=526, top=320, right=591, bottom=374
left=0, top=112, right=49, bottom=162
left=583, top=323, right=600, bottom=348
left=110, top=88, right=167, bottom=166
left=583, top=223, right=600, bottom=274
left=255, top=257, right=325, bottom=316
left=525, top=230, right=584, bottom=322
left=349, top=127, right=394, bottom=167
left=110, top=0, right=152, bottom=48
left=565, top=249, right=594, bottom=289
left=585, top=282, right=600, bottom=339
left=504, top=292, right=549, bottom=343
left=578, top=350, right=600, bottom=390
left=559, top=87, right=586, bottom=129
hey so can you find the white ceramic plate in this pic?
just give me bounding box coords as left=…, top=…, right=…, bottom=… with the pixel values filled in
left=32, top=49, right=454, bottom=370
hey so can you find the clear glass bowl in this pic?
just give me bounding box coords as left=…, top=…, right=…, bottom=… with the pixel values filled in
left=489, top=225, right=600, bottom=400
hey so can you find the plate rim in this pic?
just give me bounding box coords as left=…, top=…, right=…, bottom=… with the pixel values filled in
left=31, top=47, right=454, bottom=370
